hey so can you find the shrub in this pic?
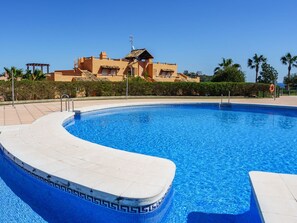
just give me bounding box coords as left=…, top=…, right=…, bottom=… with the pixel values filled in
left=0, top=80, right=271, bottom=101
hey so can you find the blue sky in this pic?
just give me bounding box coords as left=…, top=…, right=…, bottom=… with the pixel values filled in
left=1, top=0, right=297, bottom=82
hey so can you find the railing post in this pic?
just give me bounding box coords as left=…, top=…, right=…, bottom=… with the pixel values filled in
left=65, top=99, right=68, bottom=111
left=11, top=69, right=15, bottom=107
left=60, top=97, right=63, bottom=112
left=228, top=91, right=230, bottom=103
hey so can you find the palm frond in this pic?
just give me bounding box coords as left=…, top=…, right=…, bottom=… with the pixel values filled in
left=233, top=63, right=241, bottom=69
left=247, top=59, right=253, bottom=67
left=214, top=67, right=221, bottom=73
left=280, top=56, right=288, bottom=65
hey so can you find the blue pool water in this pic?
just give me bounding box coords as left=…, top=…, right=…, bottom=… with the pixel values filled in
left=0, top=165, right=45, bottom=222
left=65, top=103, right=297, bottom=222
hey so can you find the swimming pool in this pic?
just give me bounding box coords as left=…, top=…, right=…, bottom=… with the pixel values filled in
left=65, top=103, right=297, bottom=222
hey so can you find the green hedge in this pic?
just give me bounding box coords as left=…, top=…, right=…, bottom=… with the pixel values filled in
left=0, top=80, right=271, bottom=101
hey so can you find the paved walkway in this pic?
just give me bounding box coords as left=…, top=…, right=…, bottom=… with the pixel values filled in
left=1, top=96, right=297, bottom=126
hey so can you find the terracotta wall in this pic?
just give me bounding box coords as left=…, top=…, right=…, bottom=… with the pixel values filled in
left=152, top=63, right=178, bottom=79
left=135, top=61, right=152, bottom=77
left=53, top=70, right=82, bottom=82
left=79, top=58, right=93, bottom=71
left=91, top=58, right=129, bottom=77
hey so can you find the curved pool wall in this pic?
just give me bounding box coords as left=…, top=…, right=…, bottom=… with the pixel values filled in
left=0, top=147, right=174, bottom=223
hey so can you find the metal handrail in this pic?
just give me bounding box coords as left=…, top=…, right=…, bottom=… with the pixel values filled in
left=220, top=91, right=231, bottom=105
left=60, top=94, right=74, bottom=112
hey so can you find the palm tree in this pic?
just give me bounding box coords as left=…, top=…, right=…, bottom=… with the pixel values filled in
left=281, top=53, right=297, bottom=79
left=281, top=53, right=297, bottom=91
left=247, top=54, right=267, bottom=83
left=214, top=58, right=241, bottom=74
left=31, top=69, right=46, bottom=81
left=4, top=67, right=23, bottom=81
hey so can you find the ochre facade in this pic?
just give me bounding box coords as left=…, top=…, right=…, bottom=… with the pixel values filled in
left=49, top=49, right=200, bottom=83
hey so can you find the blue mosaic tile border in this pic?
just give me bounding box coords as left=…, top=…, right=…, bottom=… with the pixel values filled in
left=0, top=144, right=170, bottom=214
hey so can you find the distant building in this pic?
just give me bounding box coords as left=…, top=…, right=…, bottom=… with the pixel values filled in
left=48, top=49, right=199, bottom=82
left=0, top=72, right=8, bottom=81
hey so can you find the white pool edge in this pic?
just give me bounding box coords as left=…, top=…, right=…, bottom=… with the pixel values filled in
left=249, top=171, right=297, bottom=223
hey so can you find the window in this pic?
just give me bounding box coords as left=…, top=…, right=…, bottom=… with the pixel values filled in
left=110, top=69, right=116, bottom=76
left=102, top=69, right=109, bottom=76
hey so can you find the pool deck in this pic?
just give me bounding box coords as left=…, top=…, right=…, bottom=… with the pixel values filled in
left=1, top=96, right=297, bottom=220
left=1, top=96, right=297, bottom=126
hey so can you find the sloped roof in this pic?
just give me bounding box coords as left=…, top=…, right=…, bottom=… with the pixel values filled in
left=125, top=49, right=154, bottom=60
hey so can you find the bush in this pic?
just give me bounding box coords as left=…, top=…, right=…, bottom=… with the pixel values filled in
left=212, top=67, right=245, bottom=82
left=0, top=80, right=271, bottom=101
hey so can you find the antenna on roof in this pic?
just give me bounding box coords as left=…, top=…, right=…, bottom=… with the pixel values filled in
left=74, top=58, right=78, bottom=69
left=129, top=35, right=135, bottom=51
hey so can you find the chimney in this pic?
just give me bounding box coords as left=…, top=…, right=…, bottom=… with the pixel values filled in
left=100, top=52, right=108, bottom=59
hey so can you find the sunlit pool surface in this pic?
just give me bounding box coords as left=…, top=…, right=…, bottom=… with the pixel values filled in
left=65, top=103, right=297, bottom=222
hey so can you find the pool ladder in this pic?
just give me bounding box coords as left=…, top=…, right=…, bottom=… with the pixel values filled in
left=220, top=91, right=231, bottom=107
left=60, top=94, right=74, bottom=112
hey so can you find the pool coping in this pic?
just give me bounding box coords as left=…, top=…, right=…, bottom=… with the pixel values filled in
left=249, top=171, right=297, bottom=223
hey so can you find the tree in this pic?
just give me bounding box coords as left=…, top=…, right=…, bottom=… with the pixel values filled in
left=196, top=71, right=202, bottom=76
left=212, top=58, right=244, bottom=82
left=280, top=53, right=297, bottom=90
left=4, top=67, right=23, bottom=81
left=183, top=70, right=201, bottom=78
left=214, top=58, right=241, bottom=74
left=23, top=69, right=31, bottom=80
left=22, top=69, right=46, bottom=81
left=212, top=66, right=245, bottom=82
left=199, top=74, right=213, bottom=82
left=281, top=53, right=297, bottom=79
left=247, top=54, right=267, bottom=83
left=284, top=73, right=297, bottom=89
left=257, top=63, right=278, bottom=84
left=31, top=69, right=46, bottom=81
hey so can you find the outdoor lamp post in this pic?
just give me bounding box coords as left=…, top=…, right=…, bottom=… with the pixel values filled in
left=126, top=61, right=136, bottom=99
left=274, top=79, right=277, bottom=100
